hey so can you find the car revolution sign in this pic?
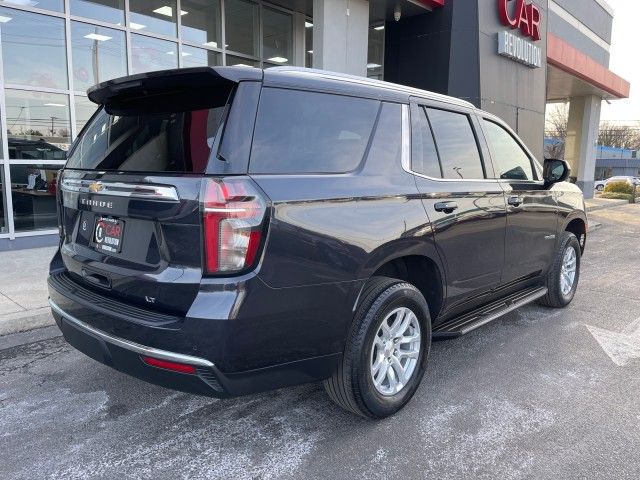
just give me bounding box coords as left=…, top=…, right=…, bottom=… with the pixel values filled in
left=497, top=0, right=543, bottom=68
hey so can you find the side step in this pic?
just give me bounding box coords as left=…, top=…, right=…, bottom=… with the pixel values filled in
left=433, top=286, right=548, bottom=339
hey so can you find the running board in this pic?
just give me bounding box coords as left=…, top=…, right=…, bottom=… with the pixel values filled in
left=433, top=286, right=548, bottom=339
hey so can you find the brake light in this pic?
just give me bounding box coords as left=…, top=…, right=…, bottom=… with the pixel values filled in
left=202, top=177, right=267, bottom=274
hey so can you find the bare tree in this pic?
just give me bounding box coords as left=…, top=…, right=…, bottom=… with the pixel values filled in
left=597, top=122, right=640, bottom=151
left=545, top=104, right=568, bottom=159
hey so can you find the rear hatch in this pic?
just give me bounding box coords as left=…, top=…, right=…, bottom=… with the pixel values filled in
left=58, top=67, right=262, bottom=315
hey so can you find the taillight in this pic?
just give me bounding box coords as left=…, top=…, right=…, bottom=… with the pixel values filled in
left=201, top=177, right=267, bottom=274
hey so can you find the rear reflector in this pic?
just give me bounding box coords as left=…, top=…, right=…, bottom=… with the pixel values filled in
left=142, top=356, right=197, bottom=374
left=202, top=177, right=267, bottom=274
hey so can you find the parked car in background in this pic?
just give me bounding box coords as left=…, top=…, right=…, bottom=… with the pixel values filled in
left=594, top=179, right=607, bottom=192
left=604, top=176, right=640, bottom=188
left=48, top=67, right=588, bottom=419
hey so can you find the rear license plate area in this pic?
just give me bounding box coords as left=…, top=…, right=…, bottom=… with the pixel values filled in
left=93, top=217, right=125, bottom=254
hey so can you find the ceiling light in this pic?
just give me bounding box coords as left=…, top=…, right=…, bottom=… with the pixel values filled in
left=374, top=25, right=385, bottom=31
left=44, top=103, right=66, bottom=107
left=202, top=41, right=218, bottom=48
left=307, top=50, right=313, bottom=54
left=6, top=0, right=38, bottom=6
left=129, top=22, right=146, bottom=30
left=0, top=15, right=12, bottom=23
left=84, top=33, right=112, bottom=42
left=166, top=51, right=175, bottom=55
left=153, top=6, right=187, bottom=17
left=366, top=63, right=381, bottom=69
left=181, top=51, right=192, bottom=56
left=267, top=56, right=288, bottom=63
left=232, top=63, right=250, bottom=67
left=305, top=22, right=313, bottom=28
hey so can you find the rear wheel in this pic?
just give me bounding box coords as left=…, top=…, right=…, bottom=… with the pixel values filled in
left=538, top=232, right=581, bottom=308
left=324, top=277, right=431, bottom=418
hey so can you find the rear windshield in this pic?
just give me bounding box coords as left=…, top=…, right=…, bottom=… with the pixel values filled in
left=66, top=106, right=226, bottom=173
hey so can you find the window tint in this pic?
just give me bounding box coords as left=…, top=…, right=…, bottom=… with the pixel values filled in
left=411, top=105, right=441, bottom=178
left=67, top=106, right=226, bottom=172
left=426, top=109, right=484, bottom=180
left=250, top=89, right=379, bottom=174
left=483, top=120, right=534, bottom=181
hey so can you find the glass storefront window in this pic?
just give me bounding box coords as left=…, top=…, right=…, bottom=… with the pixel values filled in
left=5, top=90, right=70, bottom=159
left=181, top=0, right=221, bottom=48
left=181, top=45, right=221, bottom=68
left=71, top=21, right=127, bottom=93
left=129, top=0, right=178, bottom=37
left=74, top=95, right=97, bottom=134
left=9, top=164, right=61, bottom=232
left=0, top=166, right=7, bottom=234
left=305, top=20, right=313, bottom=68
left=0, top=0, right=63, bottom=12
left=130, top=34, right=178, bottom=74
left=226, top=55, right=259, bottom=68
left=70, top=0, right=125, bottom=26
left=0, top=7, right=68, bottom=89
left=225, top=0, right=258, bottom=57
left=367, top=24, right=384, bottom=80
left=262, top=7, right=292, bottom=65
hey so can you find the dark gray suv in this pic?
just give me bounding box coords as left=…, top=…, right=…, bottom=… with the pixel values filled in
left=48, top=67, right=587, bottom=418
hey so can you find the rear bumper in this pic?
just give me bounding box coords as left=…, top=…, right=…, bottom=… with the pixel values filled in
left=48, top=272, right=346, bottom=397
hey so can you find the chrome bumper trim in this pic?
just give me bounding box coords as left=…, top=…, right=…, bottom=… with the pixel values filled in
left=49, top=299, right=214, bottom=368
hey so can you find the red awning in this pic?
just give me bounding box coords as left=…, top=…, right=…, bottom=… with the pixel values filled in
left=547, top=33, right=630, bottom=99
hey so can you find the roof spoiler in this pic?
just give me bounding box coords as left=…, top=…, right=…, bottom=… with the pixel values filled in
left=87, top=67, right=263, bottom=115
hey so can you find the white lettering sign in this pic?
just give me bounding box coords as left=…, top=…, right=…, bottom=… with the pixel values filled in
left=498, top=30, right=542, bottom=68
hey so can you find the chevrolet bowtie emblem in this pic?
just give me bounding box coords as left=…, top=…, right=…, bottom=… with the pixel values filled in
left=88, top=182, right=104, bottom=193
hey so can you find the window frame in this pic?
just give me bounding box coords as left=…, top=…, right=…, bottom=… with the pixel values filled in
left=479, top=115, right=542, bottom=183
left=406, top=98, right=493, bottom=182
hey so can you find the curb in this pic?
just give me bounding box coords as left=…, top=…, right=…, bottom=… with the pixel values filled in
left=0, top=307, right=55, bottom=337
left=586, top=199, right=630, bottom=213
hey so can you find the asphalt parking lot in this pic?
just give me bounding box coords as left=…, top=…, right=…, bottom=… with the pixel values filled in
left=2, top=205, right=640, bottom=480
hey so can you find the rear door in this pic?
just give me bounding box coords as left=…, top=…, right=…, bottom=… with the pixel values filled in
left=58, top=68, right=260, bottom=315
left=477, top=116, right=558, bottom=284
left=409, top=100, right=507, bottom=312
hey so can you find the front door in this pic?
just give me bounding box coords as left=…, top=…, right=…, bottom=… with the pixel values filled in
left=408, top=101, right=507, bottom=311
left=478, top=116, right=558, bottom=284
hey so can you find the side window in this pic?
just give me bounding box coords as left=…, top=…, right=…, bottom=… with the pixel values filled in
left=249, top=88, right=380, bottom=174
left=426, top=108, right=485, bottom=180
left=483, top=120, right=535, bottom=181
left=410, top=104, right=441, bottom=178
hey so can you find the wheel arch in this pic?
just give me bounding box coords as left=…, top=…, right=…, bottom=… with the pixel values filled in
left=358, top=253, right=445, bottom=322
left=563, top=214, right=587, bottom=253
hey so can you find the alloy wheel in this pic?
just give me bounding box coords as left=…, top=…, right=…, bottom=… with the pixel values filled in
left=370, top=307, right=421, bottom=396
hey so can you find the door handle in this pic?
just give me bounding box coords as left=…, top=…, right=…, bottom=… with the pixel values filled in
left=434, top=201, right=459, bottom=213
left=508, top=196, right=524, bottom=207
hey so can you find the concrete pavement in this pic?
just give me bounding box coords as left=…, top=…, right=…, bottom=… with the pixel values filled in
left=1, top=205, right=640, bottom=479
left=0, top=246, right=56, bottom=335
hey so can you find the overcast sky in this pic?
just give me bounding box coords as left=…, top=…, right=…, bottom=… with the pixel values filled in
left=600, top=0, right=639, bottom=122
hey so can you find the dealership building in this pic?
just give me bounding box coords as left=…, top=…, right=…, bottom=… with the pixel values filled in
left=0, top=0, right=630, bottom=249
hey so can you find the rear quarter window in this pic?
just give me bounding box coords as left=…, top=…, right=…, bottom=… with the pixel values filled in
left=249, top=88, right=380, bottom=174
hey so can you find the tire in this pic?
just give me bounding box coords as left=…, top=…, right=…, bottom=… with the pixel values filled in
left=596, top=184, right=604, bottom=192
left=538, top=232, right=581, bottom=308
left=324, top=276, right=432, bottom=419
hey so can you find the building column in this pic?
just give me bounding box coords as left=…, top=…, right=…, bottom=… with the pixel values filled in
left=312, top=0, right=369, bottom=76
left=564, top=95, right=602, bottom=199
left=292, top=12, right=306, bottom=67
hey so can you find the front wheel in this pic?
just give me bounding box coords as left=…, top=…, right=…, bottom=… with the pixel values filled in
left=538, top=232, right=581, bottom=308
left=596, top=184, right=604, bottom=192
left=324, top=277, right=431, bottom=419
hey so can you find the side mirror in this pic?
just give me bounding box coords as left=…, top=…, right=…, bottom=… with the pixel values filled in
left=543, top=159, right=571, bottom=186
